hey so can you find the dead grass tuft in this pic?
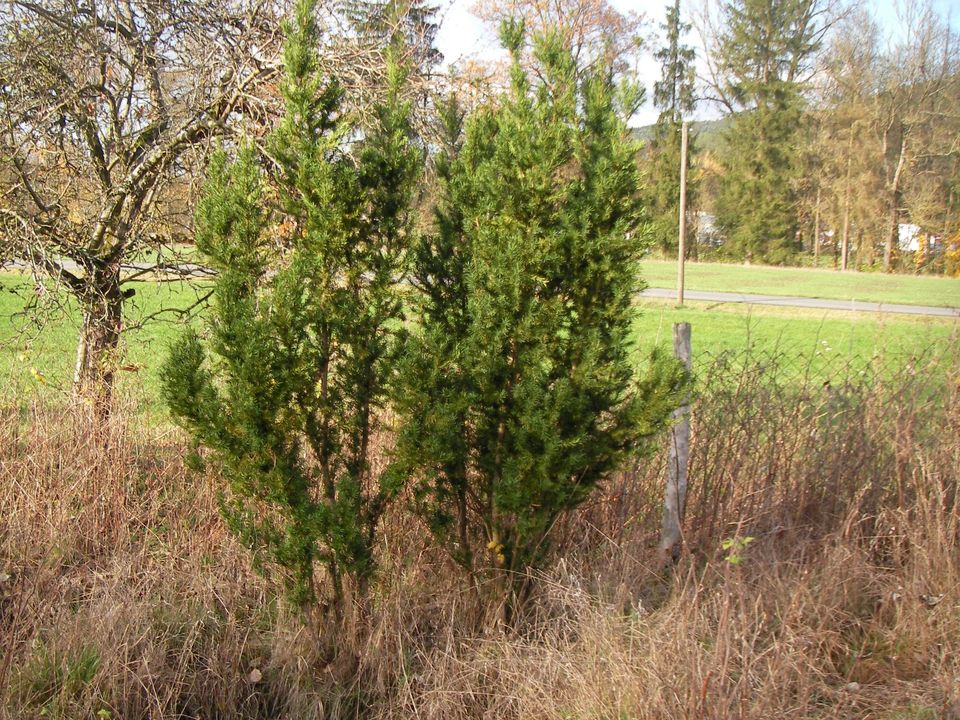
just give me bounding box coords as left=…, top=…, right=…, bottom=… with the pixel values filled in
left=1, top=350, right=958, bottom=719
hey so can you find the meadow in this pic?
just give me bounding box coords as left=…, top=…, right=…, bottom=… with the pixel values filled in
left=3, top=0, right=958, bottom=713
left=1, top=274, right=209, bottom=409
left=639, top=258, right=960, bottom=307
left=3, top=268, right=957, bottom=415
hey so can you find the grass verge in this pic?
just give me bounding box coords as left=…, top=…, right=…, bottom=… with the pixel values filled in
left=633, top=298, right=959, bottom=380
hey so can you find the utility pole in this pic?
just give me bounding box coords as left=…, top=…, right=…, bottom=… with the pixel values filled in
left=813, top=185, right=821, bottom=263
left=677, top=121, right=689, bottom=305
left=841, top=154, right=851, bottom=271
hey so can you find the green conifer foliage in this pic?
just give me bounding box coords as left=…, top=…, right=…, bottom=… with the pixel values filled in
left=717, top=101, right=803, bottom=262
left=647, top=0, right=698, bottom=254
left=161, top=0, right=420, bottom=618
left=714, top=0, right=824, bottom=263
left=393, top=21, right=687, bottom=610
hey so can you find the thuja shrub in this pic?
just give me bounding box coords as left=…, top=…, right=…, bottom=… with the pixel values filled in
left=392, top=20, right=687, bottom=612
left=162, top=0, right=420, bottom=621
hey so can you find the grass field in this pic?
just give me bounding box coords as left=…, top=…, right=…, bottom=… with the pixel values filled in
left=634, top=298, right=958, bottom=364
left=4, top=270, right=958, bottom=416
left=5, top=312, right=957, bottom=719
left=1, top=275, right=207, bottom=410
left=640, top=258, right=960, bottom=307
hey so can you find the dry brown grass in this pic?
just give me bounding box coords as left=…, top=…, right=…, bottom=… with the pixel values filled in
left=1, top=351, right=958, bottom=719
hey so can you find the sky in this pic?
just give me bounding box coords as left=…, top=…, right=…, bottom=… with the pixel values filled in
left=432, top=0, right=960, bottom=127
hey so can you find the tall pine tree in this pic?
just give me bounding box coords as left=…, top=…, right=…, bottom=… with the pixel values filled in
left=646, top=0, right=698, bottom=255
left=161, top=0, right=420, bottom=622
left=713, top=0, right=824, bottom=263
left=392, top=20, right=687, bottom=616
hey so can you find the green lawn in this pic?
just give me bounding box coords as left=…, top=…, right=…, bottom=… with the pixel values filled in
left=2, top=274, right=206, bottom=414
left=633, top=298, right=958, bottom=380
left=639, top=259, right=960, bottom=308
left=3, top=271, right=958, bottom=417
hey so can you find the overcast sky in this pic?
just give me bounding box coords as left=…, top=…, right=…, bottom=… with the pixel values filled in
left=432, top=0, right=960, bottom=127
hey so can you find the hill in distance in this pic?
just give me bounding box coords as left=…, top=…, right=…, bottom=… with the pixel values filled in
left=632, top=116, right=730, bottom=155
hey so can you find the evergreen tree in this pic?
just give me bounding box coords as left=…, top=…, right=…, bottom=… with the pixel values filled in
left=647, top=0, right=698, bottom=255
left=717, top=101, right=804, bottom=263
left=161, top=0, right=420, bottom=620
left=392, top=20, right=687, bottom=615
left=713, top=0, right=824, bottom=263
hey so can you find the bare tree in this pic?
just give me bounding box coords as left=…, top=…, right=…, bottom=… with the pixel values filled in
left=0, top=0, right=282, bottom=413
left=813, top=0, right=959, bottom=271
left=471, top=0, right=645, bottom=77
left=872, top=1, right=959, bottom=271
left=809, top=9, right=886, bottom=268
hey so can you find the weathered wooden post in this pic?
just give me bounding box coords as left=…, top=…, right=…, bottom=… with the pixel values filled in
left=660, top=322, right=692, bottom=563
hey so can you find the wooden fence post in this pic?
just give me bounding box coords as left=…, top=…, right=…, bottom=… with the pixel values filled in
left=660, top=322, right=692, bottom=563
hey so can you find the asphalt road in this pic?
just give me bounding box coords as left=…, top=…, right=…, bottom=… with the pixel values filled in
left=641, top=288, right=960, bottom=318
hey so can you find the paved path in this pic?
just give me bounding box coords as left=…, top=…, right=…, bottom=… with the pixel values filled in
left=641, top=288, right=960, bottom=318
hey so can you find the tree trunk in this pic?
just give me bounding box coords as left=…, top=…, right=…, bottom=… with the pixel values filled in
left=73, top=270, right=123, bottom=418
left=884, top=135, right=908, bottom=272
left=841, top=140, right=852, bottom=271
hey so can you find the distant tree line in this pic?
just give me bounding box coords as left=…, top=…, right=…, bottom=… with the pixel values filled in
left=642, top=0, right=959, bottom=273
